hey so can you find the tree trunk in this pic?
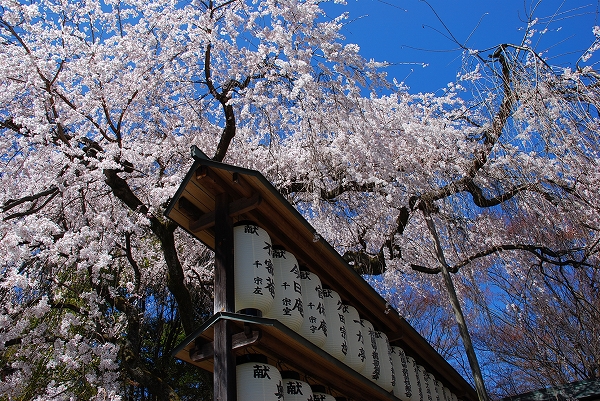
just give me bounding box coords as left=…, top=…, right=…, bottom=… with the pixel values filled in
left=422, top=210, right=490, bottom=401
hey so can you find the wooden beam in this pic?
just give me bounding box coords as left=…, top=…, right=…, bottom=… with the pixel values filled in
left=213, top=192, right=236, bottom=401
left=189, top=212, right=217, bottom=233
left=257, top=329, right=399, bottom=401
left=189, top=329, right=261, bottom=362
left=189, top=193, right=262, bottom=232
left=214, top=320, right=235, bottom=401
left=213, top=190, right=234, bottom=313
left=195, top=168, right=225, bottom=195
left=387, top=332, right=405, bottom=343
left=232, top=172, right=254, bottom=198
left=227, top=192, right=262, bottom=218
left=178, top=196, right=204, bottom=219
left=196, top=165, right=235, bottom=196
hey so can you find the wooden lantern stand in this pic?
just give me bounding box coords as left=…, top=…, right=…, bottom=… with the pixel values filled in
left=166, top=147, right=478, bottom=401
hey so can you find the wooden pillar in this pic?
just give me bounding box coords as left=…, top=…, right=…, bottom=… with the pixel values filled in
left=213, top=192, right=236, bottom=401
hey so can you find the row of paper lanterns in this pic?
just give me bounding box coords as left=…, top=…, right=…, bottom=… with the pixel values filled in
left=237, top=354, right=341, bottom=401
left=234, top=223, right=461, bottom=401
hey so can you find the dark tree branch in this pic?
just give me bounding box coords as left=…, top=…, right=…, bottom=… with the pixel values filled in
left=3, top=338, right=22, bottom=348
left=411, top=243, right=595, bottom=275
left=455, top=244, right=594, bottom=270
left=279, top=180, right=382, bottom=201
left=205, top=43, right=239, bottom=163
left=320, top=181, right=379, bottom=200
left=0, top=118, right=27, bottom=134
left=464, top=180, right=530, bottom=208
left=213, top=101, right=236, bottom=163
left=103, top=168, right=196, bottom=335
left=124, top=232, right=142, bottom=293
left=342, top=248, right=386, bottom=275
left=52, top=89, right=111, bottom=142
left=410, top=264, right=444, bottom=274
left=3, top=187, right=59, bottom=212
left=51, top=301, right=82, bottom=315
left=2, top=187, right=60, bottom=220
left=409, top=46, right=518, bottom=211
left=204, top=36, right=259, bottom=162
left=116, top=90, right=139, bottom=146
left=101, top=94, right=120, bottom=142
left=103, top=169, right=149, bottom=214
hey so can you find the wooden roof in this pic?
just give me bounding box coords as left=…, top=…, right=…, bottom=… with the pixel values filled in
left=165, top=146, right=477, bottom=401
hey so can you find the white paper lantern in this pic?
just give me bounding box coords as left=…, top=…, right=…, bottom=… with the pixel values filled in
left=263, top=247, right=303, bottom=331
left=373, top=330, right=395, bottom=391
left=436, top=380, right=445, bottom=401
left=406, top=356, right=423, bottom=401
left=391, top=346, right=413, bottom=401
left=322, top=289, right=347, bottom=361
left=298, top=270, right=327, bottom=347
left=417, top=365, right=433, bottom=401
left=342, top=304, right=365, bottom=372
left=443, top=387, right=453, bottom=401
left=360, top=319, right=379, bottom=382
left=311, top=385, right=336, bottom=401
left=234, top=223, right=275, bottom=314
left=236, top=354, right=284, bottom=401
left=425, top=373, right=439, bottom=401
left=281, top=371, right=313, bottom=401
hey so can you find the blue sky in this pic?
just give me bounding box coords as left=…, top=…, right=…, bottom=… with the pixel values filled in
left=322, top=0, right=600, bottom=94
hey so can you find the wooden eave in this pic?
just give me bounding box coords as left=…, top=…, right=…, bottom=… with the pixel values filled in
left=165, top=146, right=477, bottom=401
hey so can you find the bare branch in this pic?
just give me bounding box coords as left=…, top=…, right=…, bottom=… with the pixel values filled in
left=3, top=187, right=59, bottom=212
left=0, top=118, right=27, bottom=134
left=2, top=187, right=60, bottom=220
left=103, top=169, right=196, bottom=335
left=342, top=249, right=386, bottom=275
left=412, top=243, right=596, bottom=275
left=124, top=232, right=142, bottom=293
left=410, top=263, right=444, bottom=274
left=453, top=244, right=594, bottom=270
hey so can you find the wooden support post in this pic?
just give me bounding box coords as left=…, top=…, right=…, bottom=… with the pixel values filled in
left=213, top=192, right=236, bottom=401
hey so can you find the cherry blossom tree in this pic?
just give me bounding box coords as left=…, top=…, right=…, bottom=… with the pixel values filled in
left=274, top=9, right=600, bottom=398
left=2, top=0, right=599, bottom=399
left=0, top=0, right=388, bottom=399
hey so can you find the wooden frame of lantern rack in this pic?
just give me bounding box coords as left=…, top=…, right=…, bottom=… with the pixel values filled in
left=166, top=146, right=478, bottom=401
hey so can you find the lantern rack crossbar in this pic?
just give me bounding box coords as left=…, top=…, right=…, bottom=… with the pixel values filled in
left=172, top=312, right=401, bottom=401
